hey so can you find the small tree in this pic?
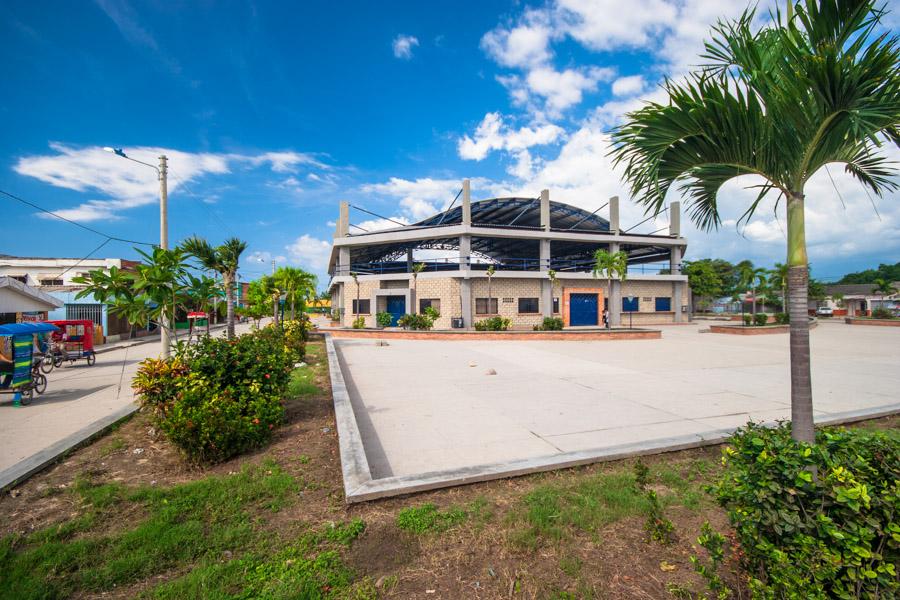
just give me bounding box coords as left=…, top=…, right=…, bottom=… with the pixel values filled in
left=871, top=278, right=898, bottom=312
left=683, top=260, right=724, bottom=312
left=350, top=271, right=360, bottom=324
left=410, top=262, right=426, bottom=313
left=180, top=236, right=248, bottom=339
left=485, top=265, right=496, bottom=315
left=592, top=249, right=629, bottom=307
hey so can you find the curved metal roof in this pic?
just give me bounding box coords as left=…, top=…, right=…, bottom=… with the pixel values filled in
left=345, top=197, right=671, bottom=269
left=413, top=197, right=610, bottom=232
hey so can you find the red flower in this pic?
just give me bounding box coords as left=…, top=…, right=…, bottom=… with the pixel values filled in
left=253, top=418, right=260, bottom=424
left=264, top=373, right=270, bottom=379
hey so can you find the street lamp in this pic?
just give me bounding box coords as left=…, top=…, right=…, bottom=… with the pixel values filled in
left=626, top=295, right=635, bottom=329
left=104, top=147, right=171, bottom=357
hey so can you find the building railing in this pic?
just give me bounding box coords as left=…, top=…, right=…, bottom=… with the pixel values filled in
left=332, top=258, right=678, bottom=276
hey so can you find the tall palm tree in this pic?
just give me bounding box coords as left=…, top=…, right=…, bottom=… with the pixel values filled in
left=410, top=262, right=426, bottom=313
left=181, top=236, right=248, bottom=339
left=770, top=262, right=790, bottom=311
left=611, top=0, right=900, bottom=443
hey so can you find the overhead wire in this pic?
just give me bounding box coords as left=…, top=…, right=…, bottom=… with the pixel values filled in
left=0, top=188, right=154, bottom=246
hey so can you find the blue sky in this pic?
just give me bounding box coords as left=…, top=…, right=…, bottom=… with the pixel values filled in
left=2, top=0, right=898, bottom=287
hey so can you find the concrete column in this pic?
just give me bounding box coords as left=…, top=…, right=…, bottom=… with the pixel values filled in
left=336, top=201, right=350, bottom=237
left=459, top=234, right=471, bottom=270
left=540, top=189, right=550, bottom=231
left=406, top=249, right=413, bottom=273
left=669, top=201, right=681, bottom=237
left=338, top=247, right=350, bottom=276
left=541, top=279, right=552, bottom=318
left=673, top=281, right=684, bottom=323
left=671, top=244, right=683, bottom=323
left=609, top=196, right=620, bottom=234
left=462, top=179, right=471, bottom=226
left=460, top=278, right=473, bottom=329
left=540, top=239, right=550, bottom=270
left=609, top=242, right=622, bottom=326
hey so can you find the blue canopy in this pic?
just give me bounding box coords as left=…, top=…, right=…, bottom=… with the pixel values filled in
left=0, top=322, right=60, bottom=335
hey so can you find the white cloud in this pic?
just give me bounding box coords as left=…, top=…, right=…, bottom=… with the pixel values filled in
left=13, top=144, right=326, bottom=222
left=556, top=0, right=676, bottom=51
left=457, top=112, right=564, bottom=163
left=242, top=151, right=327, bottom=173
left=392, top=34, right=419, bottom=59
left=481, top=9, right=554, bottom=68
left=285, top=234, right=332, bottom=271
left=611, top=75, right=646, bottom=97
left=524, top=66, right=614, bottom=114
left=245, top=251, right=287, bottom=267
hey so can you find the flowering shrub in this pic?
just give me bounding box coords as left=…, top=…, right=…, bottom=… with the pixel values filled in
left=533, top=317, right=563, bottom=331
left=713, top=422, right=900, bottom=598
left=276, top=318, right=309, bottom=360
left=133, top=328, right=301, bottom=463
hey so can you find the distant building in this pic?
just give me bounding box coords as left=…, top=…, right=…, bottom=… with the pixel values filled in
left=0, top=254, right=143, bottom=341
left=327, top=182, right=688, bottom=329
left=821, top=282, right=900, bottom=316
left=0, top=276, right=64, bottom=324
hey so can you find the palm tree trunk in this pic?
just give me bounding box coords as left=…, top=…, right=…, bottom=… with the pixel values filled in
left=787, top=193, right=814, bottom=443
left=224, top=273, right=235, bottom=339
left=291, top=297, right=296, bottom=321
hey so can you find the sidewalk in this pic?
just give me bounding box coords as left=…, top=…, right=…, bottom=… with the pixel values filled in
left=0, top=320, right=256, bottom=490
left=94, top=321, right=232, bottom=354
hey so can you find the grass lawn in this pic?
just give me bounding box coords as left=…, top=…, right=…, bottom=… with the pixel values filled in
left=1, top=338, right=897, bottom=599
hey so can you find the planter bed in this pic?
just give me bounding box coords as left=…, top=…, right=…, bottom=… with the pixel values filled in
left=327, top=327, right=661, bottom=341
left=709, top=324, right=789, bottom=335
left=845, top=317, right=900, bottom=327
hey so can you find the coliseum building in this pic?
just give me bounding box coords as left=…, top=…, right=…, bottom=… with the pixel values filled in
left=327, top=180, right=688, bottom=329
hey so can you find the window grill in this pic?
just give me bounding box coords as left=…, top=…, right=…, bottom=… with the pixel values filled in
left=65, top=304, right=103, bottom=325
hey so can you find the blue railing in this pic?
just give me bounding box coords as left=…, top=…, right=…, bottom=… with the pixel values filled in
left=333, top=259, right=676, bottom=276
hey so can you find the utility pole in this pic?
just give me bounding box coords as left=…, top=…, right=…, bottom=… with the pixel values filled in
left=158, top=155, right=171, bottom=358
left=271, top=259, right=278, bottom=325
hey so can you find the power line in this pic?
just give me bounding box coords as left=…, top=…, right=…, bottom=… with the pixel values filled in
left=349, top=204, right=407, bottom=227
left=57, top=239, right=112, bottom=278
left=0, top=188, right=154, bottom=246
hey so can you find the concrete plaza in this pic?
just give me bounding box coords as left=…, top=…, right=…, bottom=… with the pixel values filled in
left=334, top=321, right=900, bottom=498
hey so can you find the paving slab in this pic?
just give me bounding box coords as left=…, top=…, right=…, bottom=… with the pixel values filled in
left=331, top=320, right=900, bottom=502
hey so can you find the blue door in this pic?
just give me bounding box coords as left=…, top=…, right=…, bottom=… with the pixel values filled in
left=569, top=293, right=598, bottom=326
left=386, top=296, right=405, bottom=326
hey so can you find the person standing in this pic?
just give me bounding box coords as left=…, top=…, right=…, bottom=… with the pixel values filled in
left=602, top=308, right=610, bottom=329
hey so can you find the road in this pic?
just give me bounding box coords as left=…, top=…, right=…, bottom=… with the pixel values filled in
left=0, top=321, right=257, bottom=485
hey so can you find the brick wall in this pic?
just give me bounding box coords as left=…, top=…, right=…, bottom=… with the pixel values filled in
left=472, top=277, right=544, bottom=329
left=415, top=278, right=460, bottom=329
left=342, top=279, right=380, bottom=327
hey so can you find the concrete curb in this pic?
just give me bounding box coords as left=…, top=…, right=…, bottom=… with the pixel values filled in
left=0, top=403, right=139, bottom=491
left=320, top=336, right=900, bottom=503
left=324, top=335, right=373, bottom=498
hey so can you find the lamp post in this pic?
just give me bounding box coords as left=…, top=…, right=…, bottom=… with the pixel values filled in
left=103, top=147, right=171, bottom=358
left=626, top=295, right=635, bottom=329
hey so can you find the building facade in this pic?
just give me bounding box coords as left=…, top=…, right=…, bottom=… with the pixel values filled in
left=327, top=182, right=689, bottom=329
left=0, top=255, right=142, bottom=341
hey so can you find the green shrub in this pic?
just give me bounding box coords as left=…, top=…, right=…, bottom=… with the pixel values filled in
left=375, top=312, right=393, bottom=328
left=774, top=312, right=790, bottom=324
left=644, top=490, right=676, bottom=545
left=423, top=305, right=440, bottom=322
left=753, top=313, right=769, bottom=326
left=133, top=328, right=299, bottom=463
left=534, top=317, right=563, bottom=331
left=397, top=313, right=433, bottom=330
left=713, top=422, right=900, bottom=599
left=871, top=307, right=895, bottom=319
left=742, top=314, right=752, bottom=326
left=330, top=309, right=341, bottom=321
left=351, top=316, right=365, bottom=329
left=277, top=318, right=308, bottom=360
left=474, top=316, right=511, bottom=331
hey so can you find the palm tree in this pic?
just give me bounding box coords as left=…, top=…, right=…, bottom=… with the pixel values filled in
left=770, top=262, right=790, bottom=311
left=872, top=278, right=898, bottom=312
left=592, top=249, right=629, bottom=303
left=181, top=236, right=248, bottom=339
left=184, top=273, right=220, bottom=336
left=410, top=262, right=426, bottom=313
left=737, top=264, right=767, bottom=316
left=349, top=272, right=360, bottom=323
left=611, top=0, right=900, bottom=442
left=485, top=265, right=496, bottom=315
left=274, top=266, right=317, bottom=320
